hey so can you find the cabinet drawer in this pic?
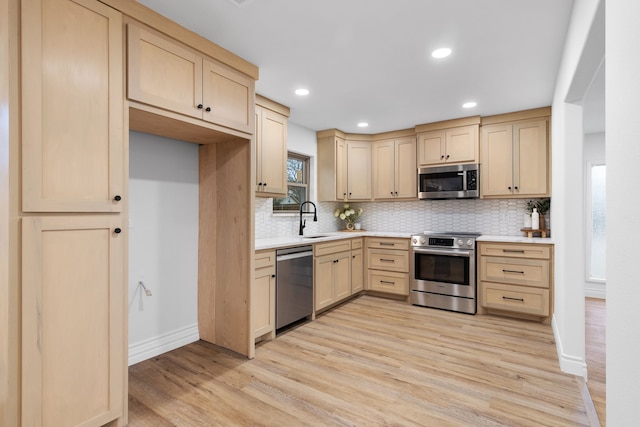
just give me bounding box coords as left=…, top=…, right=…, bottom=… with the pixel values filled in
left=480, top=282, right=549, bottom=316
left=367, top=237, right=409, bottom=251
left=368, top=249, right=409, bottom=272
left=315, top=240, right=351, bottom=256
left=254, top=250, right=276, bottom=269
left=479, top=242, right=551, bottom=260
left=480, top=256, right=549, bottom=288
left=351, top=238, right=363, bottom=250
left=368, top=271, right=409, bottom=295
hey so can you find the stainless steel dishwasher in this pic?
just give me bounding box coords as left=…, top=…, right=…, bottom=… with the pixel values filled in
left=276, top=245, right=313, bottom=330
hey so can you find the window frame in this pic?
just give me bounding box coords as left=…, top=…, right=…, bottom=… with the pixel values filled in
left=272, top=152, right=310, bottom=213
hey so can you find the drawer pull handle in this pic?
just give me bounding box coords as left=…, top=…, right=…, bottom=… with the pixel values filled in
left=380, top=259, right=395, bottom=263
left=502, top=249, right=525, bottom=253
left=503, top=269, right=525, bottom=274
left=502, top=296, right=525, bottom=302
left=379, top=242, right=395, bottom=246
left=380, top=280, right=396, bottom=285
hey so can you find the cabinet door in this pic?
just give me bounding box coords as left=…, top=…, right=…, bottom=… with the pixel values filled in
left=347, top=141, right=372, bottom=200
left=257, top=107, right=287, bottom=195
left=513, top=120, right=548, bottom=196
left=315, top=254, right=335, bottom=311
left=417, top=130, right=445, bottom=166
left=351, top=248, right=364, bottom=293
left=22, top=0, right=124, bottom=212
left=372, top=140, right=396, bottom=199
left=22, top=216, right=124, bottom=426
left=334, top=251, right=352, bottom=301
left=202, top=59, right=254, bottom=134
left=480, top=124, right=514, bottom=196
left=253, top=265, right=276, bottom=338
left=335, top=137, right=348, bottom=200
left=127, top=24, right=203, bottom=119
left=445, top=125, right=478, bottom=164
left=394, top=137, right=417, bottom=199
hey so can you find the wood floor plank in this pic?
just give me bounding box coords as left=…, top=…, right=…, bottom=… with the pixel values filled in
left=128, top=295, right=592, bottom=426
left=585, top=297, right=606, bottom=426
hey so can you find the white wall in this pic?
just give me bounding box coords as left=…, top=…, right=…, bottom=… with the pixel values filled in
left=607, top=0, right=640, bottom=423
left=128, top=131, right=200, bottom=365
left=550, top=0, right=602, bottom=379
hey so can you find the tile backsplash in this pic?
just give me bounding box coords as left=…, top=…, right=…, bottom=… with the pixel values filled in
left=255, top=198, right=550, bottom=239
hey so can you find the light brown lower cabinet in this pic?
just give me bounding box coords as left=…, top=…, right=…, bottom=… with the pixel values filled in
left=22, top=216, right=125, bottom=426
left=365, top=237, right=410, bottom=296
left=253, top=250, right=276, bottom=341
left=478, top=241, right=554, bottom=323
left=351, top=238, right=364, bottom=293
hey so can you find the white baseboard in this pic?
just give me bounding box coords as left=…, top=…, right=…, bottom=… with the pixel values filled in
left=552, top=314, right=588, bottom=379
left=128, top=323, right=199, bottom=366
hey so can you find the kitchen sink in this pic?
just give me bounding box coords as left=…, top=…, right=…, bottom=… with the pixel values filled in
left=302, top=235, right=329, bottom=239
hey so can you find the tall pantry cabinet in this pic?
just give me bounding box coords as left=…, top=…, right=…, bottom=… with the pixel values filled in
left=18, top=0, right=127, bottom=425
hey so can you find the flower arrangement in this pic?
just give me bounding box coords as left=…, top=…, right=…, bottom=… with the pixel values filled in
left=334, top=203, right=363, bottom=230
left=526, top=198, right=551, bottom=215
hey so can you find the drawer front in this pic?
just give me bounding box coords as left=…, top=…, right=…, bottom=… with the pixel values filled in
left=368, top=271, right=409, bottom=295
left=254, top=250, right=276, bottom=269
left=480, top=282, right=549, bottom=316
left=479, top=242, right=551, bottom=260
left=315, top=240, right=352, bottom=257
left=366, top=237, right=409, bottom=251
left=368, top=249, right=409, bottom=272
left=351, top=238, right=363, bottom=250
left=480, top=256, right=549, bottom=288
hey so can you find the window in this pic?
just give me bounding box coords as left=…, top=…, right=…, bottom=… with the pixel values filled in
left=588, top=164, right=606, bottom=281
left=273, top=152, right=309, bottom=212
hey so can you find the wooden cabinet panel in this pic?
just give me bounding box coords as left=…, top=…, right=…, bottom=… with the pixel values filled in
left=347, top=141, right=372, bottom=200
left=417, top=131, right=444, bottom=166
left=480, top=118, right=549, bottom=198
left=417, top=125, right=478, bottom=167
left=480, top=282, right=550, bottom=317
left=255, top=102, right=287, bottom=196
left=22, top=0, right=124, bottom=212
left=395, top=137, right=417, bottom=199
left=128, top=23, right=254, bottom=134
left=315, top=254, right=337, bottom=311
left=372, top=137, right=416, bottom=200
left=366, top=238, right=409, bottom=251
left=367, top=249, right=409, bottom=273
left=480, top=257, right=550, bottom=288
left=479, top=242, right=551, bottom=259
left=22, top=216, right=124, bottom=426
left=315, top=240, right=352, bottom=257
left=368, top=271, right=409, bottom=295
left=335, top=137, right=348, bottom=200
left=253, top=250, right=276, bottom=340
left=351, top=248, right=364, bottom=293
left=333, top=251, right=352, bottom=301
left=372, top=140, right=395, bottom=199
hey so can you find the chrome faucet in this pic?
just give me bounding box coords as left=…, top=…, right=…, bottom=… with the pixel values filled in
left=298, top=201, right=318, bottom=235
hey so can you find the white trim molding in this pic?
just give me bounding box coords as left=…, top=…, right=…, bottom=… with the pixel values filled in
left=128, top=323, right=199, bottom=366
left=552, top=314, right=588, bottom=379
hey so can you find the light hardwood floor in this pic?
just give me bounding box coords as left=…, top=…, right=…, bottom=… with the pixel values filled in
left=129, top=296, right=593, bottom=426
left=585, top=297, right=606, bottom=426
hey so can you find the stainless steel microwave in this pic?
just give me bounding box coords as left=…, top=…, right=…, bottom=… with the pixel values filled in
left=418, top=164, right=480, bottom=200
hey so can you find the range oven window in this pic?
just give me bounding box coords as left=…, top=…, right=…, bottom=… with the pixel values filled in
left=420, top=171, right=465, bottom=193
left=414, top=253, right=470, bottom=286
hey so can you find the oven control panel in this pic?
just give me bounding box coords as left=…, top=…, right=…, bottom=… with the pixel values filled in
left=411, top=233, right=479, bottom=250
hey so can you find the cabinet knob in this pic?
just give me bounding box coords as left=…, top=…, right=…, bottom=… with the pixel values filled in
left=446, top=154, right=450, bottom=159
left=263, top=182, right=267, bottom=186
left=390, top=191, right=394, bottom=196
left=271, top=274, right=276, bottom=278
left=197, top=104, right=203, bottom=109
left=514, top=186, right=519, bottom=190
left=508, top=186, right=512, bottom=190
left=114, top=195, right=122, bottom=202
left=205, top=107, right=211, bottom=112
left=114, top=228, right=122, bottom=234
left=440, top=155, right=444, bottom=160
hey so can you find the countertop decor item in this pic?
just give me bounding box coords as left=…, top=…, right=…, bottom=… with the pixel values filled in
left=334, top=203, right=363, bottom=230
left=526, top=198, right=550, bottom=229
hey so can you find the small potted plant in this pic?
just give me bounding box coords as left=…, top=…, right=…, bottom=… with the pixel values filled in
left=334, top=203, right=363, bottom=231
left=526, top=198, right=550, bottom=229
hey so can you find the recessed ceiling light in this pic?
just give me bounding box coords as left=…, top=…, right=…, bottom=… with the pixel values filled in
left=295, top=88, right=310, bottom=96
left=357, top=122, right=369, bottom=128
left=431, top=48, right=452, bottom=59
left=462, top=102, right=477, bottom=109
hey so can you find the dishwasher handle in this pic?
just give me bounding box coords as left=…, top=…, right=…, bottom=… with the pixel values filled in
left=276, top=251, right=313, bottom=262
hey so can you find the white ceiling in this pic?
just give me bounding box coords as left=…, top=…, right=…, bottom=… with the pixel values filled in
left=138, top=0, right=576, bottom=134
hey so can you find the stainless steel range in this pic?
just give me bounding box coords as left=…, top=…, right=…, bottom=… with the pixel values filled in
left=409, top=232, right=481, bottom=314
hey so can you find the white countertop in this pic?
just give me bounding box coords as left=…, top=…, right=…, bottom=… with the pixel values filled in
left=255, top=231, right=412, bottom=251
left=477, top=235, right=555, bottom=244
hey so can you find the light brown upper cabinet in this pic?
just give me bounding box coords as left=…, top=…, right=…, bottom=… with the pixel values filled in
left=128, top=24, right=254, bottom=134
left=317, top=130, right=371, bottom=201
left=21, top=0, right=125, bottom=213
left=255, top=96, right=289, bottom=197
left=372, top=135, right=417, bottom=200
left=416, top=117, right=480, bottom=167
left=480, top=108, right=550, bottom=198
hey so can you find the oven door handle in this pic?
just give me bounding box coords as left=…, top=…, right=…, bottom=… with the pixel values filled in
left=412, top=248, right=473, bottom=257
